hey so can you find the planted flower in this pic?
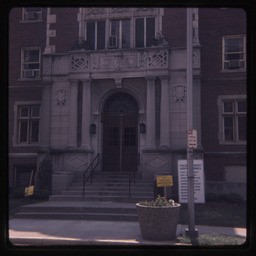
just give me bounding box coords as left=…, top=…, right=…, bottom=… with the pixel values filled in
left=138, top=195, right=176, bottom=207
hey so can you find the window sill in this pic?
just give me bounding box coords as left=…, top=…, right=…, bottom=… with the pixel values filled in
left=18, top=77, right=41, bottom=82
left=13, top=143, right=40, bottom=147
left=19, top=19, right=43, bottom=24
left=219, top=141, right=247, bottom=145
left=221, top=68, right=246, bottom=73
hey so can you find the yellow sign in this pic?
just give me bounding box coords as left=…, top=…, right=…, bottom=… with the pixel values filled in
left=25, top=186, right=34, bottom=197
left=156, top=175, right=173, bottom=187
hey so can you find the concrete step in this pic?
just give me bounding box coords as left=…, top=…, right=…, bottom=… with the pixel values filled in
left=14, top=201, right=139, bottom=221
left=14, top=212, right=138, bottom=221
left=68, top=186, right=153, bottom=192
left=49, top=195, right=153, bottom=203
left=61, top=190, right=154, bottom=197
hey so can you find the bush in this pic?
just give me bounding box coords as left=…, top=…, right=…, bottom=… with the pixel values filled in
left=33, top=152, right=53, bottom=200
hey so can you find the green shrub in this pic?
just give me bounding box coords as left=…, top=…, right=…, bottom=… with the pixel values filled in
left=33, top=152, right=53, bottom=200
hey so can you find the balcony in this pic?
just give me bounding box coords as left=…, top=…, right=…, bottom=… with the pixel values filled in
left=43, top=46, right=170, bottom=81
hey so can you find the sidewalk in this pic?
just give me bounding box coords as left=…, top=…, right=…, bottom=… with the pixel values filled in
left=8, top=218, right=247, bottom=246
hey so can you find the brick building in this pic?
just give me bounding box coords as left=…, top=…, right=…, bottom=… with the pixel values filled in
left=8, top=7, right=246, bottom=201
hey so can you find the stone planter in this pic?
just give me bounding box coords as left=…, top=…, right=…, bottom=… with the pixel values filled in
left=136, top=203, right=181, bottom=241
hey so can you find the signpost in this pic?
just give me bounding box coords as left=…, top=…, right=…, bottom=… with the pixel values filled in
left=156, top=175, right=173, bottom=199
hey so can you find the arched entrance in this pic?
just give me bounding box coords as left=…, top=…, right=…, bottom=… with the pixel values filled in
left=103, top=92, right=138, bottom=172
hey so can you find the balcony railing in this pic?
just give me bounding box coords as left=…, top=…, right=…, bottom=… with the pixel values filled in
left=69, top=47, right=169, bottom=74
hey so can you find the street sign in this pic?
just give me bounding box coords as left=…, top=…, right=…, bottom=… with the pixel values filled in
left=187, top=129, right=197, bottom=148
left=156, top=175, right=173, bottom=187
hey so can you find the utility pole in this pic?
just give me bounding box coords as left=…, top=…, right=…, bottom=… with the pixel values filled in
left=186, top=8, right=199, bottom=242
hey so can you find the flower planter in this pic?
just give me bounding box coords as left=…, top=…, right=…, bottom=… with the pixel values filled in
left=136, top=203, right=181, bottom=241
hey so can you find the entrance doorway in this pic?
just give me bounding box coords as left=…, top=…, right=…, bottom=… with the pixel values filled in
left=103, top=93, right=138, bottom=172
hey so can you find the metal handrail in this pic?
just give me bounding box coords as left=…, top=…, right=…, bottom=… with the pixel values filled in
left=82, top=153, right=99, bottom=197
left=128, top=153, right=140, bottom=197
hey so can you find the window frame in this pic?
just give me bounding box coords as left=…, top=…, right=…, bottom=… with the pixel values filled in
left=222, top=35, right=246, bottom=72
left=20, top=47, right=41, bottom=80
left=218, top=95, right=247, bottom=145
left=85, top=20, right=106, bottom=50
left=13, top=101, right=41, bottom=146
left=22, top=8, right=43, bottom=22
left=135, top=17, right=156, bottom=48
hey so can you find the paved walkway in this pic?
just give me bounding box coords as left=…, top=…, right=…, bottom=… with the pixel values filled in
left=8, top=218, right=246, bottom=246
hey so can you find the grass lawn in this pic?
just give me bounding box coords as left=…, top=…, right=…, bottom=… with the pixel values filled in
left=178, top=200, right=246, bottom=228
left=178, top=234, right=246, bottom=246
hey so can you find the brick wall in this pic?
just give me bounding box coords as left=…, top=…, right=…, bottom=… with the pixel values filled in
left=163, top=8, right=186, bottom=48
left=50, top=8, right=79, bottom=53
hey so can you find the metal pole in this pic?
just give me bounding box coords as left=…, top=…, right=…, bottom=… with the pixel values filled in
left=186, top=8, right=198, bottom=240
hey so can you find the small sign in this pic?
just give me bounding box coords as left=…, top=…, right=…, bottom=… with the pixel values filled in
left=187, top=129, right=197, bottom=148
left=24, top=170, right=34, bottom=197
left=156, top=175, right=173, bottom=187
left=25, top=186, right=34, bottom=197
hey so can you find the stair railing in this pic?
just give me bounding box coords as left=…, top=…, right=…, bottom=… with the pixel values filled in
left=83, top=153, right=100, bottom=197
left=128, top=153, right=140, bottom=197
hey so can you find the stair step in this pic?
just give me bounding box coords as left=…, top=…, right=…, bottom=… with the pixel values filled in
left=49, top=195, right=153, bottom=203
left=14, top=212, right=138, bottom=221
left=68, top=186, right=153, bottom=192
left=61, top=191, right=153, bottom=196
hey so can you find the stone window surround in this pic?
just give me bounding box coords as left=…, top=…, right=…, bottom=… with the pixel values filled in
left=221, top=34, right=246, bottom=72
left=217, top=95, right=246, bottom=145
left=20, top=46, right=41, bottom=80
left=80, top=8, right=164, bottom=49
left=13, top=100, right=41, bottom=147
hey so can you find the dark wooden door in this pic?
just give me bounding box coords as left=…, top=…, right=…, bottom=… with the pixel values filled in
left=103, top=114, right=138, bottom=172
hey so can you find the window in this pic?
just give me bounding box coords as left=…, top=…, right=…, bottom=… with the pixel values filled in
left=86, top=21, right=105, bottom=50
left=23, top=8, right=42, bottom=21
left=218, top=97, right=246, bottom=143
left=17, top=105, right=40, bottom=144
left=21, top=47, right=41, bottom=78
left=109, top=20, right=130, bottom=49
left=223, top=36, right=246, bottom=70
left=135, top=17, right=155, bottom=48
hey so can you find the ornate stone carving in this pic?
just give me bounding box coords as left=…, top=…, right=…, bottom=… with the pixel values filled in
left=71, top=55, right=89, bottom=72
left=136, top=8, right=155, bottom=12
left=140, top=49, right=168, bottom=69
left=86, top=8, right=106, bottom=16
left=147, top=156, right=168, bottom=169
left=111, top=8, right=129, bottom=13
left=66, top=156, right=87, bottom=170
left=104, top=93, right=138, bottom=114
left=70, top=48, right=169, bottom=73
left=173, top=84, right=186, bottom=102
left=55, top=88, right=68, bottom=105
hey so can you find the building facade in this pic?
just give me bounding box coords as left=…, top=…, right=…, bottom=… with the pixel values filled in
left=8, top=7, right=246, bottom=200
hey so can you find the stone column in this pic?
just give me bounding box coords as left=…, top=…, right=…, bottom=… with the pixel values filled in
left=81, top=79, right=91, bottom=149
left=68, top=81, right=78, bottom=148
left=40, top=83, right=51, bottom=149
left=160, top=76, right=170, bottom=147
left=146, top=76, right=156, bottom=148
